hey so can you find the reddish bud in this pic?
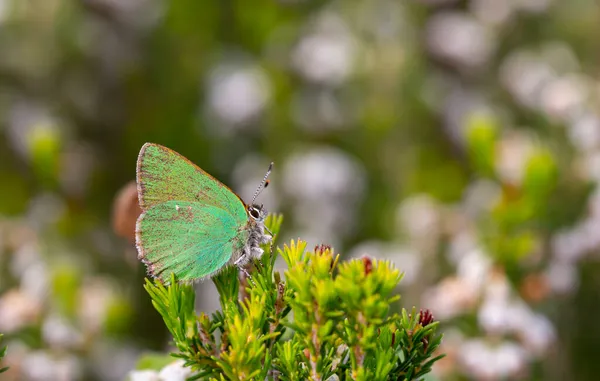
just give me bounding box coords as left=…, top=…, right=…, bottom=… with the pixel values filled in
left=361, top=255, right=373, bottom=275
left=314, top=244, right=332, bottom=255
left=419, top=309, right=434, bottom=326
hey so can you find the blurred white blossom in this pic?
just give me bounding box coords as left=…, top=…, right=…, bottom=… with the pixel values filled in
left=283, top=147, right=365, bottom=246
left=519, top=313, right=556, bottom=355
left=127, top=361, right=192, bottom=381
left=457, top=248, right=493, bottom=291
left=540, top=75, right=589, bottom=122
left=423, top=276, right=479, bottom=319
left=460, top=340, right=528, bottom=379
left=21, top=351, right=82, bottom=381
left=0, top=0, right=8, bottom=24
left=552, top=192, right=600, bottom=266
left=495, top=132, right=535, bottom=186
left=292, top=13, right=356, bottom=85
left=500, top=50, right=555, bottom=109
left=129, top=370, right=161, bottom=381
left=462, top=179, right=501, bottom=218
left=546, top=259, right=579, bottom=294
left=568, top=112, right=600, bottom=152
left=0, top=289, right=41, bottom=333
left=396, top=195, right=442, bottom=255
left=20, top=261, right=49, bottom=302
left=426, top=12, right=496, bottom=70
left=283, top=148, right=365, bottom=201
left=158, top=360, right=193, bottom=381
left=78, top=278, right=117, bottom=334
left=43, top=315, right=85, bottom=349
left=10, top=242, right=41, bottom=279
left=396, top=196, right=439, bottom=241
left=206, top=60, right=271, bottom=129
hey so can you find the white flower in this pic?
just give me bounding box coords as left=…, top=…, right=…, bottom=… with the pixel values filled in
left=127, top=361, right=192, bottom=381
left=21, top=351, right=82, bottom=381
left=42, top=314, right=84, bottom=349
left=283, top=147, right=365, bottom=244
left=540, top=75, right=589, bottom=122
left=128, top=370, right=160, bottom=381
left=206, top=60, right=271, bottom=128
left=568, top=112, right=600, bottom=152
left=500, top=50, right=555, bottom=109
left=494, top=132, right=535, bottom=186
left=158, top=360, right=193, bottom=381
left=0, top=289, right=41, bottom=333
left=292, top=13, right=355, bottom=85
left=426, top=12, right=495, bottom=70
left=460, top=339, right=528, bottom=379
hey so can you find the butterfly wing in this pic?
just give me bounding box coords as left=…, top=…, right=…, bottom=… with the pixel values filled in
left=136, top=200, right=249, bottom=283
left=136, top=143, right=246, bottom=213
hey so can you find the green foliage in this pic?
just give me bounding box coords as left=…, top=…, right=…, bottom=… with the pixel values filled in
left=465, top=112, right=498, bottom=178
left=143, top=215, right=443, bottom=380
left=0, top=333, right=8, bottom=374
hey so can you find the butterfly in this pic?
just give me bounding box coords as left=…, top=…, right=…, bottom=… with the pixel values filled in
left=135, top=143, right=272, bottom=283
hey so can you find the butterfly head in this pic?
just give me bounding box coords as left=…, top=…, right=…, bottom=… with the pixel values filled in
left=247, top=203, right=267, bottom=222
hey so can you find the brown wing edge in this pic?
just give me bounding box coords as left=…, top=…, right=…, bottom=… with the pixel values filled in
left=134, top=209, right=153, bottom=271
left=135, top=142, right=248, bottom=211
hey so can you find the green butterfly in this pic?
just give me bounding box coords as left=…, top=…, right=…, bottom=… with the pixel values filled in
left=135, top=143, right=272, bottom=283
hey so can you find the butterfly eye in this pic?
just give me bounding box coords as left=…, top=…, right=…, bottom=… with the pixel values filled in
left=249, top=207, right=260, bottom=219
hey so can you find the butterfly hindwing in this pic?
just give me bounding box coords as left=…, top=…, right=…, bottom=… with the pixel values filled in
left=135, top=200, right=249, bottom=282
left=136, top=143, right=247, bottom=223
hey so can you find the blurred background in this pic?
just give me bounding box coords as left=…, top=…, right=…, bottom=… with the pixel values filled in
left=0, top=0, right=599, bottom=380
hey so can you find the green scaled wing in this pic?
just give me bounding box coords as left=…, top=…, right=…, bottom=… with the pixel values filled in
left=135, top=143, right=249, bottom=282
left=136, top=143, right=246, bottom=213
left=136, top=200, right=248, bottom=282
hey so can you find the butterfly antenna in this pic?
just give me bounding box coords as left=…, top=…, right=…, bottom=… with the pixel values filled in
left=252, top=162, right=273, bottom=204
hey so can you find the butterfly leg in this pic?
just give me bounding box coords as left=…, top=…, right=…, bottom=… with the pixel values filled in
left=264, top=225, right=273, bottom=236
left=234, top=253, right=256, bottom=284
left=234, top=253, right=249, bottom=267
left=238, top=265, right=252, bottom=280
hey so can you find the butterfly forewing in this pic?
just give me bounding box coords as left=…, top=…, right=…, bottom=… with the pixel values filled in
left=136, top=143, right=247, bottom=218
left=136, top=200, right=248, bottom=282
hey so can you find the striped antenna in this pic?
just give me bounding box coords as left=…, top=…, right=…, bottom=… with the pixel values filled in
left=252, top=162, right=273, bottom=204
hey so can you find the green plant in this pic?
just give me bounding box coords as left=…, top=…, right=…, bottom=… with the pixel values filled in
left=143, top=215, right=444, bottom=380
